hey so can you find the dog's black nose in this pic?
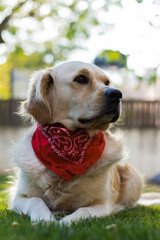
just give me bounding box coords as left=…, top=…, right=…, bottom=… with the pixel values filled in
left=105, top=88, right=122, bottom=101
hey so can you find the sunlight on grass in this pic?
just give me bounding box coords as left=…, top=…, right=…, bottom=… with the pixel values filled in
left=0, top=175, right=10, bottom=210
left=144, top=184, right=160, bottom=193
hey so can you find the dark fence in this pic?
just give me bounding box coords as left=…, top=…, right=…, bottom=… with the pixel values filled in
left=0, top=99, right=23, bottom=126
left=0, top=99, right=160, bottom=128
left=122, top=100, right=160, bottom=128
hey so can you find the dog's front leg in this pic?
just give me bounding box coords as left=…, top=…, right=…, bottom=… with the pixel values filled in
left=59, top=205, right=111, bottom=225
left=13, top=196, right=55, bottom=222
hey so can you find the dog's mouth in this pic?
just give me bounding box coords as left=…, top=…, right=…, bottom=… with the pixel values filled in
left=79, top=105, right=120, bottom=125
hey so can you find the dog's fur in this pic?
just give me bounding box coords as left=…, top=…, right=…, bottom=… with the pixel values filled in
left=11, top=61, right=143, bottom=225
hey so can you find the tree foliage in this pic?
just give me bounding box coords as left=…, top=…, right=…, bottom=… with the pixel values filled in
left=0, top=0, right=121, bottom=64
left=0, top=61, right=11, bottom=99
left=96, top=50, right=127, bottom=68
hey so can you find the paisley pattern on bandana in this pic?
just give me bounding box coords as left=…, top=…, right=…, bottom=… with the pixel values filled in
left=38, top=124, right=94, bottom=165
left=32, top=123, right=105, bottom=181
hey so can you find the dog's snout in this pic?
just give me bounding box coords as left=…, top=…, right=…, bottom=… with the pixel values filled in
left=105, top=88, right=122, bottom=101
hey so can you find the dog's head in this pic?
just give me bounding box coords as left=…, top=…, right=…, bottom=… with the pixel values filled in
left=22, top=61, right=122, bottom=131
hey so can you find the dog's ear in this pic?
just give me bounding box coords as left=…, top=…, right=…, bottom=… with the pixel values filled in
left=21, top=70, right=54, bottom=124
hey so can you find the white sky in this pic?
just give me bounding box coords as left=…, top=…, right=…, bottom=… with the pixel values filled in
left=69, top=0, right=160, bottom=75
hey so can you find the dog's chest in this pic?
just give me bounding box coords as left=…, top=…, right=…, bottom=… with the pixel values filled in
left=38, top=171, right=108, bottom=213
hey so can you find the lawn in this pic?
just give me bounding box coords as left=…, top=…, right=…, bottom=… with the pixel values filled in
left=1, top=175, right=160, bottom=240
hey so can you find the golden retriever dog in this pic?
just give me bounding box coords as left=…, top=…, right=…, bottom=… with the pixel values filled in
left=11, top=61, right=143, bottom=225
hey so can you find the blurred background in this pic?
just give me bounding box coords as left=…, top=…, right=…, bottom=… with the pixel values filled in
left=0, top=0, right=160, bottom=184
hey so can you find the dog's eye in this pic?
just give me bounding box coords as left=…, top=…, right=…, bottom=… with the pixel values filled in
left=74, top=75, right=89, bottom=84
left=105, top=80, right=110, bottom=86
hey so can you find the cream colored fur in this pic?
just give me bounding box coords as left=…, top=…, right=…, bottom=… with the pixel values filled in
left=11, top=61, right=143, bottom=225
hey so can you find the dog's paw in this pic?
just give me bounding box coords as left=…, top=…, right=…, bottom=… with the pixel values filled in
left=28, top=198, right=55, bottom=223
left=59, top=207, right=91, bottom=226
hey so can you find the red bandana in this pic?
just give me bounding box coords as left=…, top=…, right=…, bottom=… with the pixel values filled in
left=32, top=123, right=105, bottom=181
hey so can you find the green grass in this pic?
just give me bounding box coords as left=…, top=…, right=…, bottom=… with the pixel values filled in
left=1, top=175, right=160, bottom=240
